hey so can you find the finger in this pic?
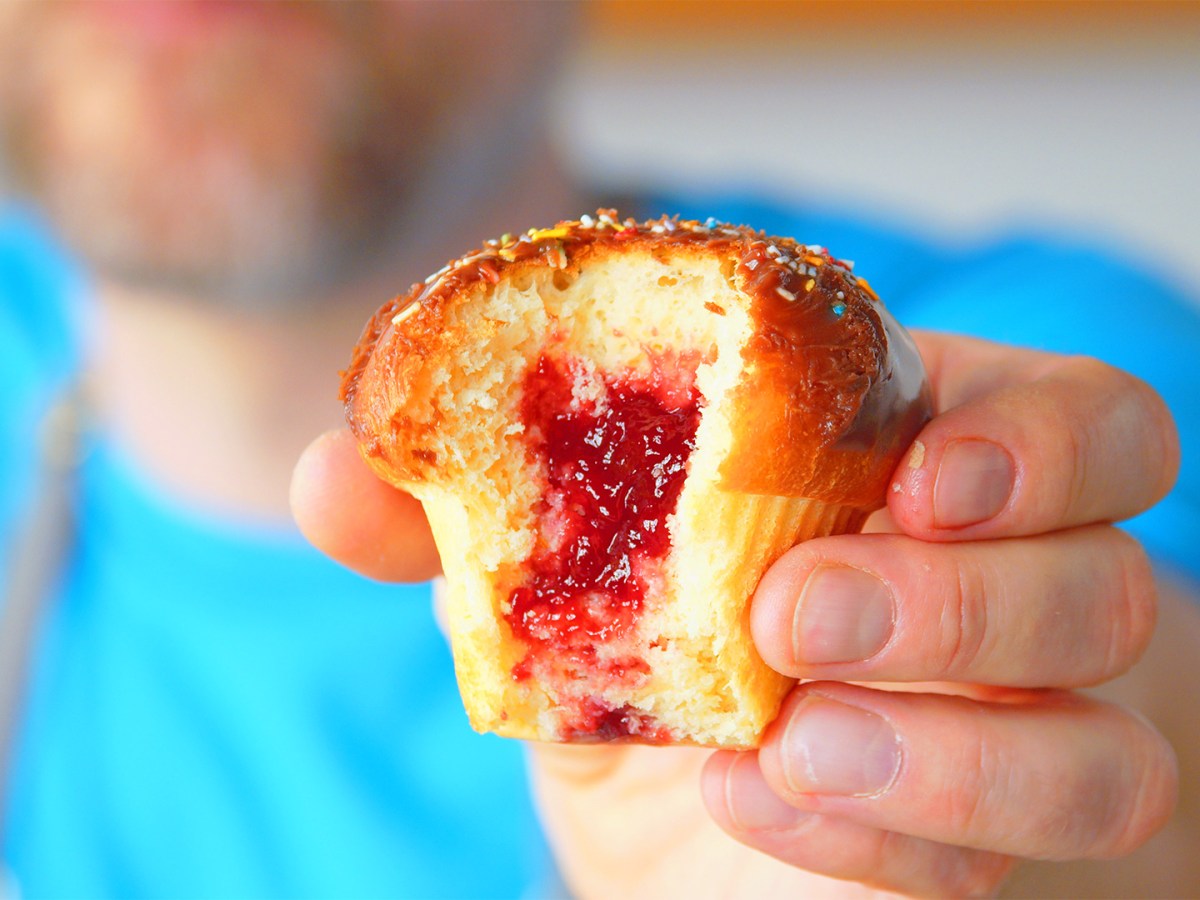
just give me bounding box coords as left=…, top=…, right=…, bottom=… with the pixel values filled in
left=756, top=682, right=1178, bottom=861
left=893, top=335, right=1179, bottom=538
left=751, top=527, right=1157, bottom=688
left=703, top=751, right=1015, bottom=897
left=290, top=429, right=441, bottom=582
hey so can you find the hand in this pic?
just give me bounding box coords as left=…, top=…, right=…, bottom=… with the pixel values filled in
left=698, top=331, right=1181, bottom=895
left=291, top=332, right=1183, bottom=898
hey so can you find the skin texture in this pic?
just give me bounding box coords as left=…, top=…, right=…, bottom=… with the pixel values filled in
left=293, top=332, right=1198, bottom=898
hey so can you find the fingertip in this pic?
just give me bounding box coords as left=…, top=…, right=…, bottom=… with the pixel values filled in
left=290, top=428, right=441, bottom=582
left=885, top=436, right=938, bottom=535
left=289, top=429, right=359, bottom=552
left=750, top=546, right=810, bottom=676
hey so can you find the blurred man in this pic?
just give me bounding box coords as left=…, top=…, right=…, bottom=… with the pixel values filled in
left=3, top=2, right=1199, bottom=898
left=0, top=3, right=575, bottom=896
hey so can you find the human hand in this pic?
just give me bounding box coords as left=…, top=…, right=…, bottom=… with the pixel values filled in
left=291, top=332, right=1181, bottom=898
left=694, top=331, right=1181, bottom=895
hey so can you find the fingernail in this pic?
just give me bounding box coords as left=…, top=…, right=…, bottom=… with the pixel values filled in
left=933, top=439, right=1015, bottom=528
left=793, top=566, right=894, bottom=665
left=726, top=754, right=812, bottom=832
left=783, top=696, right=901, bottom=797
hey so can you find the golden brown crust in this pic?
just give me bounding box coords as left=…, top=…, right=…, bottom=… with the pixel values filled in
left=341, top=210, right=934, bottom=747
left=342, top=210, right=931, bottom=513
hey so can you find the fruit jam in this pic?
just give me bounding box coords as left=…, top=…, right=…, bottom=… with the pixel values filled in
left=505, top=352, right=701, bottom=739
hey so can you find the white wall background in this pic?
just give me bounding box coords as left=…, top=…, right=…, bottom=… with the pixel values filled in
left=556, top=3, right=1200, bottom=300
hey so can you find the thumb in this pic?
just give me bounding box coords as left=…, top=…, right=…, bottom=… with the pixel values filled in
left=290, top=429, right=442, bottom=582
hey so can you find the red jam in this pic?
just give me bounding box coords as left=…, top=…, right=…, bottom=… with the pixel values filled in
left=505, top=352, right=700, bottom=737
left=562, top=701, right=675, bottom=744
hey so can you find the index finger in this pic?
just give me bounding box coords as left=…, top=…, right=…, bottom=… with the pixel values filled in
left=889, top=332, right=1180, bottom=539
left=290, top=429, right=442, bottom=582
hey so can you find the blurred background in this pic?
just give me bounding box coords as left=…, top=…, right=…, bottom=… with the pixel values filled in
left=558, top=0, right=1200, bottom=299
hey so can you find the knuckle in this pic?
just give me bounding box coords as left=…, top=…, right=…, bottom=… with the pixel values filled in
left=936, top=557, right=990, bottom=680
left=1048, top=356, right=1175, bottom=523
left=1132, top=376, right=1182, bottom=503
left=1093, top=715, right=1179, bottom=858
left=942, top=727, right=1010, bottom=843
left=945, top=853, right=1017, bottom=899
left=1102, top=531, right=1158, bottom=678
left=1112, top=369, right=1180, bottom=507
left=1055, top=406, right=1091, bottom=525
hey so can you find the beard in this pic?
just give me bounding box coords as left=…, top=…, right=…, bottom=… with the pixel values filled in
left=0, top=2, right=555, bottom=310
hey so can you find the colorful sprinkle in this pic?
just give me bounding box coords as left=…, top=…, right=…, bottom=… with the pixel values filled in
left=391, top=303, right=421, bottom=326
left=528, top=226, right=570, bottom=242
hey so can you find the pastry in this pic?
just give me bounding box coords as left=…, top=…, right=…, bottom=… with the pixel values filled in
left=342, top=211, right=931, bottom=749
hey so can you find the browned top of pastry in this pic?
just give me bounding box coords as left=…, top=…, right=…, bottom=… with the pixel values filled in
left=342, top=210, right=932, bottom=510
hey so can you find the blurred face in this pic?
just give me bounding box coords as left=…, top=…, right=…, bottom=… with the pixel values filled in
left=0, top=1, right=561, bottom=306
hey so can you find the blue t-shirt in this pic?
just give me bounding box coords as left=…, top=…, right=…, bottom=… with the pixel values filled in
left=0, top=207, right=551, bottom=898
left=2, top=196, right=1198, bottom=898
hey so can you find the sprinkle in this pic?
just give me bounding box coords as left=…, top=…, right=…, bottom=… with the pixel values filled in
left=614, top=225, right=637, bottom=240
left=830, top=301, right=846, bottom=317
left=391, top=303, right=420, bottom=326
left=766, top=244, right=780, bottom=257
left=804, top=255, right=825, bottom=267
left=857, top=277, right=880, bottom=301
left=907, top=440, right=926, bottom=469
left=804, top=278, right=816, bottom=292
left=528, top=226, right=570, bottom=242
left=500, top=232, right=513, bottom=245
left=745, top=259, right=759, bottom=271
left=776, top=286, right=796, bottom=301
left=580, top=214, right=595, bottom=228
left=836, top=290, right=845, bottom=300
left=650, top=224, right=665, bottom=234
left=704, top=216, right=719, bottom=229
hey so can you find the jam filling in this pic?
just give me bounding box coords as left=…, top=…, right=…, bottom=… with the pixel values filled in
left=561, top=700, right=675, bottom=744
left=505, top=352, right=701, bottom=738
